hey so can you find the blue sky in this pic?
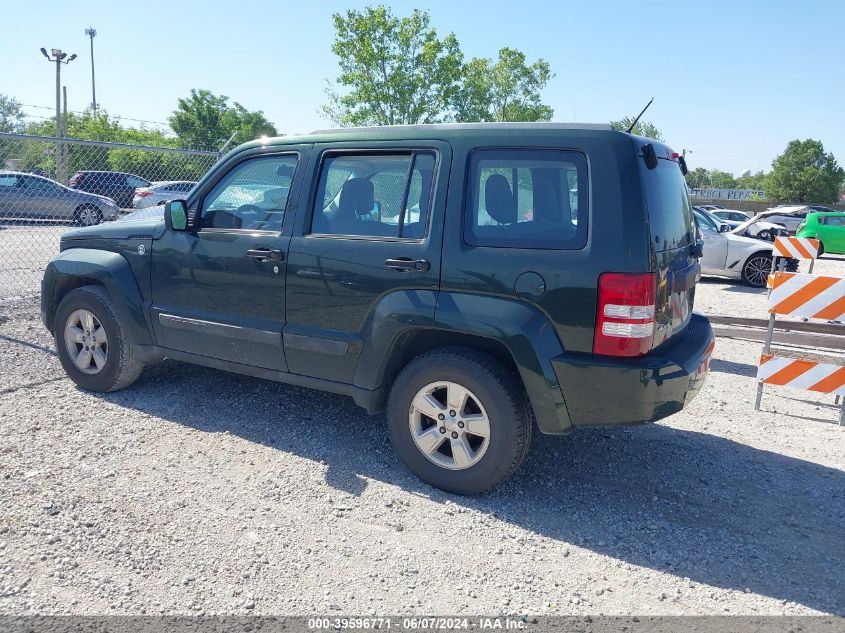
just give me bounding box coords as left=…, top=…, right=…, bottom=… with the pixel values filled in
left=3, top=0, right=843, bottom=174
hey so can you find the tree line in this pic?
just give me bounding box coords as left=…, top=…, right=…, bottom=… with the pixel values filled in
left=686, top=140, right=844, bottom=204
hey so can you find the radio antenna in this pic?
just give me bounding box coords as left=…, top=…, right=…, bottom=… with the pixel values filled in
left=626, top=98, right=654, bottom=134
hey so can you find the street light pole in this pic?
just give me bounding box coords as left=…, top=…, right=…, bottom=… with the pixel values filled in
left=84, top=28, right=97, bottom=111
left=40, top=48, right=77, bottom=182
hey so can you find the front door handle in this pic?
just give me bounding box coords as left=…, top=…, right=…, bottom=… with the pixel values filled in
left=384, top=258, right=430, bottom=272
left=246, top=248, right=284, bottom=262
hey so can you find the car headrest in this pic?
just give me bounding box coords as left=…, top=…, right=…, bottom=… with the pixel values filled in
left=484, top=174, right=516, bottom=225
left=338, top=178, right=374, bottom=217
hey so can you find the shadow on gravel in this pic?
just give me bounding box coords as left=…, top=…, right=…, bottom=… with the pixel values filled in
left=709, top=357, right=757, bottom=377
left=97, top=361, right=844, bottom=614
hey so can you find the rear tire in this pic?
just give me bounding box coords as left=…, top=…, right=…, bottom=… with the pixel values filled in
left=386, top=347, right=532, bottom=495
left=741, top=252, right=772, bottom=288
left=54, top=285, right=144, bottom=392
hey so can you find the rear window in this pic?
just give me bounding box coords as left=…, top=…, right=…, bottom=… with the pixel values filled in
left=642, top=158, right=694, bottom=251
left=465, top=149, right=588, bottom=249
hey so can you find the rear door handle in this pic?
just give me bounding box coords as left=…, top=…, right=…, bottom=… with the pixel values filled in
left=384, top=258, right=430, bottom=272
left=246, top=248, right=284, bottom=262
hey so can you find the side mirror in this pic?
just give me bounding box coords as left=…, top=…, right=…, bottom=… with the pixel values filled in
left=690, top=240, right=704, bottom=259
left=164, top=200, right=189, bottom=231
left=718, top=224, right=730, bottom=233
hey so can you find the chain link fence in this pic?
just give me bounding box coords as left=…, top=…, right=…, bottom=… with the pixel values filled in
left=0, top=132, right=218, bottom=300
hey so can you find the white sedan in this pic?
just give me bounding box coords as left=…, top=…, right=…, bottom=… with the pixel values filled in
left=709, top=209, right=786, bottom=241
left=132, top=181, right=196, bottom=209
left=693, top=208, right=782, bottom=287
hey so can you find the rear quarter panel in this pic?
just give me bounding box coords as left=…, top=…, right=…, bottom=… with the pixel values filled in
left=438, top=129, right=650, bottom=356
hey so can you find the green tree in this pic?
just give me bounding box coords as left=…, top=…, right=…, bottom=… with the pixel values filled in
left=708, top=169, right=737, bottom=189
left=323, top=6, right=463, bottom=126
left=169, top=89, right=277, bottom=151
left=454, top=48, right=553, bottom=122
left=766, top=139, right=844, bottom=203
left=0, top=94, right=26, bottom=133
left=610, top=118, right=664, bottom=142
left=17, top=109, right=202, bottom=180
left=685, top=167, right=710, bottom=189
left=736, top=170, right=768, bottom=190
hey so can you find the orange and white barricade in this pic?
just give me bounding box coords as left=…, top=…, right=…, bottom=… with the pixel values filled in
left=755, top=265, right=845, bottom=424
left=767, top=236, right=820, bottom=287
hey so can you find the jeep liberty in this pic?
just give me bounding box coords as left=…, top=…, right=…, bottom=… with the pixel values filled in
left=42, top=123, right=714, bottom=494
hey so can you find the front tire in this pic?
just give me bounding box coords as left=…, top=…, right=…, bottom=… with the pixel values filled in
left=74, top=205, right=102, bottom=226
left=386, top=347, right=532, bottom=495
left=741, top=252, right=772, bottom=288
left=54, top=286, right=144, bottom=392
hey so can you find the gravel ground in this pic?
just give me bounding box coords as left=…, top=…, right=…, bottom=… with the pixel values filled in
left=0, top=264, right=843, bottom=617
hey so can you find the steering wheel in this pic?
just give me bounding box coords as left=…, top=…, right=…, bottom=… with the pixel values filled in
left=235, top=204, right=264, bottom=216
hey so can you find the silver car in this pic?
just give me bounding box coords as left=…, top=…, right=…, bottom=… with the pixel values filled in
left=132, top=181, right=196, bottom=209
left=0, top=170, right=119, bottom=225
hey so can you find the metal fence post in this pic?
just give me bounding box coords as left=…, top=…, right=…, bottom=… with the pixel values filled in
left=754, top=257, right=786, bottom=411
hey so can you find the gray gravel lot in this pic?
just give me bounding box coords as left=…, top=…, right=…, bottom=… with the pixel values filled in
left=0, top=246, right=843, bottom=617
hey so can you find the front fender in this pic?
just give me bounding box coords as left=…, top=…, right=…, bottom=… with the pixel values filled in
left=432, top=292, right=572, bottom=434
left=41, top=248, right=153, bottom=346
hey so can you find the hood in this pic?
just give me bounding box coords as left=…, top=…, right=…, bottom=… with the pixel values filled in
left=728, top=232, right=774, bottom=248
left=731, top=206, right=807, bottom=235
left=62, top=216, right=164, bottom=241
left=120, top=206, right=165, bottom=221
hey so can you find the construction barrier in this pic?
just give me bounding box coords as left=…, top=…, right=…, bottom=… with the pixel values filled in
left=755, top=236, right=844, bottom=424
left=767, top=236, right=820, bottom=288
left=772, top=236, right=820, bottom=260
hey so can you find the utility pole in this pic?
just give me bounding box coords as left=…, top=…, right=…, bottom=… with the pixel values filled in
left=40, top=48, right=77, bottom=181
left=84, top=27, right=97, bottom=111
left=62, top=86, right=69, bottom=183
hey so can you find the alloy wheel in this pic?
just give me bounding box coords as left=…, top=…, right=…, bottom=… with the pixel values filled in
left=64, top=309, right=108, bottom=374
left=744, top=256, right=770, bottom=287
left=78, top=207, right=100, bottom=226
left=408, top=381, right=491, bottom=470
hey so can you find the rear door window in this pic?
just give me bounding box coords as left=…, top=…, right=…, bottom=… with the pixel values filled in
left=465, top=149, right=588, bottom=249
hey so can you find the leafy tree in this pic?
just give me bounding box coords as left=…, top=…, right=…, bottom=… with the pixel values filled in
left=610, top=118, right=664, bottom=142
left=736, top=170, right=768, bottom=190
left=685, top=167, right=710, bottom=189
left=707, top=169, right=737, bottom=189
left=454, top=48, right=553, bottom=122
left=323, top=6, right=463, bottom=126
left=766, top=139, right=844, bottom=203
left=169, top=89, right=277, bottom=151
left=16, top=109, right=211, bottom=181
left=0, top=94, right=26, bottom=133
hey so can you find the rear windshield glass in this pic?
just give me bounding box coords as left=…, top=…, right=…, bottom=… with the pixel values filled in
left=641, top=157, right=694, bottom=251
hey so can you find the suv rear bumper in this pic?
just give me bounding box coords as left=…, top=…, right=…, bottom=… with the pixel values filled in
left=550, top=314, right=714, bottom=428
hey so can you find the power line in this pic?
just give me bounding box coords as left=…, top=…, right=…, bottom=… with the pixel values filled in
left=20, top=104, right=171, bottom=128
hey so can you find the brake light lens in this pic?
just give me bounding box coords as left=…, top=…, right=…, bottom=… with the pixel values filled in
left=594, top=272, right=656, bottom=357
left=136, top=190, right=152, bottom=197
left=68, top=173, right=82, bottom=186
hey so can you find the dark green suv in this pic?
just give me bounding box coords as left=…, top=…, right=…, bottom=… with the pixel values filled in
left=42, top=123, right=714, bottom=494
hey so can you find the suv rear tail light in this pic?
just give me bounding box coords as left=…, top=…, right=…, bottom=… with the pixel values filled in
left=68, top=173, right=83, bottom=187
left=136, top=190, right=152, bottom=197
left=594, top=272, right=656, bottom=357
